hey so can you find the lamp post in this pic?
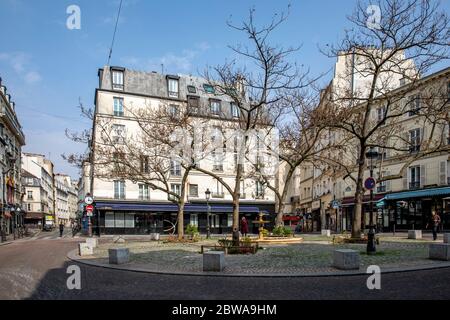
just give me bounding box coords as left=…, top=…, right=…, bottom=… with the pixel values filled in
left=205, top=189, right=211, bottom=239
left=365, top=148, right=379, bottom=255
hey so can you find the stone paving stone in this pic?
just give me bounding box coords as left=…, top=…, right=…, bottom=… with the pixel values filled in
left=81, top=237, right=442, bottom=275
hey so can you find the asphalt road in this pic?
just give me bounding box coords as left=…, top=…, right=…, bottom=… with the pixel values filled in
left=0, top=238, right=450, bottom=300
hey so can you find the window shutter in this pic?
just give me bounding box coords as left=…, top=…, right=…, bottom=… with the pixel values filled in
left=403, top=168, right=409, bottom=190
left=420, top=165, right=426, bottom=187
left=439, top=161, right=447, bottom=185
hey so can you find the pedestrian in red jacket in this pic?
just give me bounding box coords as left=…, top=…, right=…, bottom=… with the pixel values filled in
left=240, top=217, right=249, bottom=237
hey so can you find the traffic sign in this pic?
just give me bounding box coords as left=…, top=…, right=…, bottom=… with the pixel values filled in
left=364, top=177, right=376, bottom=190
left=85, top=195, right=94, bottom=205
left=86, top=204, right=94, bottom=212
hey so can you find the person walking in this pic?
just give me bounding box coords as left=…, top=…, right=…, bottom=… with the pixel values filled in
left=240, top=217, right=249, bottom=237
left=426, top=210, right=441, bottom=241
left=59, top=222, right=65, bottom=238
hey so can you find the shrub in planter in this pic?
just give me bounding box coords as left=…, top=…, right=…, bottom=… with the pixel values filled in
left=272, top=226, right=293, bottom=237
left=185, top=224, right=200, bottom=241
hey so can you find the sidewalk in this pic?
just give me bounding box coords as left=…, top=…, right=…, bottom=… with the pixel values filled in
left=0, top=229, right=41, bottom=246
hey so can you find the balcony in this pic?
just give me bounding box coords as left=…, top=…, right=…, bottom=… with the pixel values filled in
left=409, top=182, right=420, bottom=190
left=212, top=192, right=225, bottom=199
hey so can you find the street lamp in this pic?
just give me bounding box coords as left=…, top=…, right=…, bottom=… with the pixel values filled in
left=365, top=148, right=379, bottom=255
left=205, top=189, right=211, bottom=239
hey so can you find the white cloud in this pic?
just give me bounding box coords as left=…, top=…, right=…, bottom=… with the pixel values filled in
left=0, top=51, right=41, bottom=85
left=24, top=71, right=42, bottom=84
left=120, top=42, right=211, bottom=73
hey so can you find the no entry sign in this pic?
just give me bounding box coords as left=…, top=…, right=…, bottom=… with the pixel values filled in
left=86, top=204, right=94, bottom=212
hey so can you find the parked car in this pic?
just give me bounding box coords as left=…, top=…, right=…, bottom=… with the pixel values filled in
left=43, top=224, right=53, bottom=231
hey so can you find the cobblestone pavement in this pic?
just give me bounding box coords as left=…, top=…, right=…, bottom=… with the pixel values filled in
left=79, top=235, right=448, bottom=275
left=1, top=238, right=450, bottom=299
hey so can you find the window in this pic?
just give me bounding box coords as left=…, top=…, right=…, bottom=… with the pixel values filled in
left=377, top=107, right=385, bottom=123
left=114, top=180, right=126, bottom=199
left=211, top=214, right=219, bottom=228
left=112, top=124, right=126, bottom=144
left=113, top=97, right=124, bottom=116
left=140, top=155, right=149, bottom=173
left=210, top=100, right=221, bottom=115
left=227, top=214, right=233, bottom=227
left=203, top=84, right=215, bottom=94
left=187, top=96, right=200, bottom=114
left=187, top=85, right=197, bottom=94
left=231, top=103, right=239, bottom=118
left=113, top=152, right=125, bottom=173
left=399, top=78, right=406, bottom=87
left=170, top=160, right=181, bottom=176
left=169, top=104, right=180, bottom=119
left=167, top=78, right=179, bottom=98
left=409, top=128, right=421, bottom=153
left=256, top=181, right=265, bottom=198
left=409, top=166, right=421, bottom=189
left=105, top=212, right=115, bottom=228
left=139, top=184, right=150, bottom=200
left=171, top=184, right=181, bottom=197
left=27, top=204, right=31, bottom=211
left=189, top=184, right=199, bottom=197
left=408, top=95, right=420, bottom=116
left=27, top=191, right=33, bottom=200
left=112, top=70, right=124, bottom=90
left=190, top=214, right=198, bottom=227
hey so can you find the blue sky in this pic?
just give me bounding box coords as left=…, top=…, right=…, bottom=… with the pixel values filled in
left=0, top=0, right=448, bottom=179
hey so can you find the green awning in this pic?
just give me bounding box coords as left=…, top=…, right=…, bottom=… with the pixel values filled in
left=381, top=187, right=450, bottom=201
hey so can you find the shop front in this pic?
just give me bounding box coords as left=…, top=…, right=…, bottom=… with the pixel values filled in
left=377, top=186, right=450, bottom=231
left=341, top=194, right=386, bottom=232
left=93, top=201, right=276, bottom=235
left=311, top=200, right=321, bottom=231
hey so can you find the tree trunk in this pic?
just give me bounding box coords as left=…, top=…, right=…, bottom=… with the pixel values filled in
left=275, top=166, right=295, bottom=227
left=352, top=153, right=366, bottom=239
left=177, top=200, right=185, bottom=240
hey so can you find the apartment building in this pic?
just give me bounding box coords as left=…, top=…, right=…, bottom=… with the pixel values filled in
left=0, top=77, right=25, bottom=238
left=54, top=174, right=78, bottom=226
left=22, top=153, right=55, bottom=228
left=89, top=66, right=276, bottom=235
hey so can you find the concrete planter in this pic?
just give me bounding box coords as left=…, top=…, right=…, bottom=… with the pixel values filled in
left=321, top=230, right=331, bottom=237
left=86, top=238, right=98, bottom=248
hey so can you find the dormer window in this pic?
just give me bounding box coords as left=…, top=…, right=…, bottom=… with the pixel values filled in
left=203, top=84, right=215, bottom=94
left=167, top=76, right=179, bottom=98
left=112, top=69, right=124, bottom=91
left=187, top=85, right=197, bottom=94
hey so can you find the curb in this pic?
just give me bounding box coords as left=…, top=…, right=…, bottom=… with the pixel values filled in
left=67, top=249, right=450, bottom=278
left=0, top=241, right=12, bottom=247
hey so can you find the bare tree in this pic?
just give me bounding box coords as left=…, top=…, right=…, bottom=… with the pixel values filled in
left=201, top=6, right=313, bottom=243
left=321, top=0, right=449, bottom=238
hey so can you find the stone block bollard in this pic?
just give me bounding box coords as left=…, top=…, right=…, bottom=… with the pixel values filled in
left=78, top=243, right=93, bottom=256
left=150, top=233, right=160, bottom=241
left=109, top=248, right=130, bottom=265
left=429, top=243, right=450, bottom=261
left=443, top=233, right=450, bottom=244
left=408, top=230, right=422, bottom=240
left=85, top=238, right=98, bottom=248
left=321, top=229, right=331, bottom=237
left=333, top=249, right=360, bottom=270
left=203, top=251, right=225, bottom=272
